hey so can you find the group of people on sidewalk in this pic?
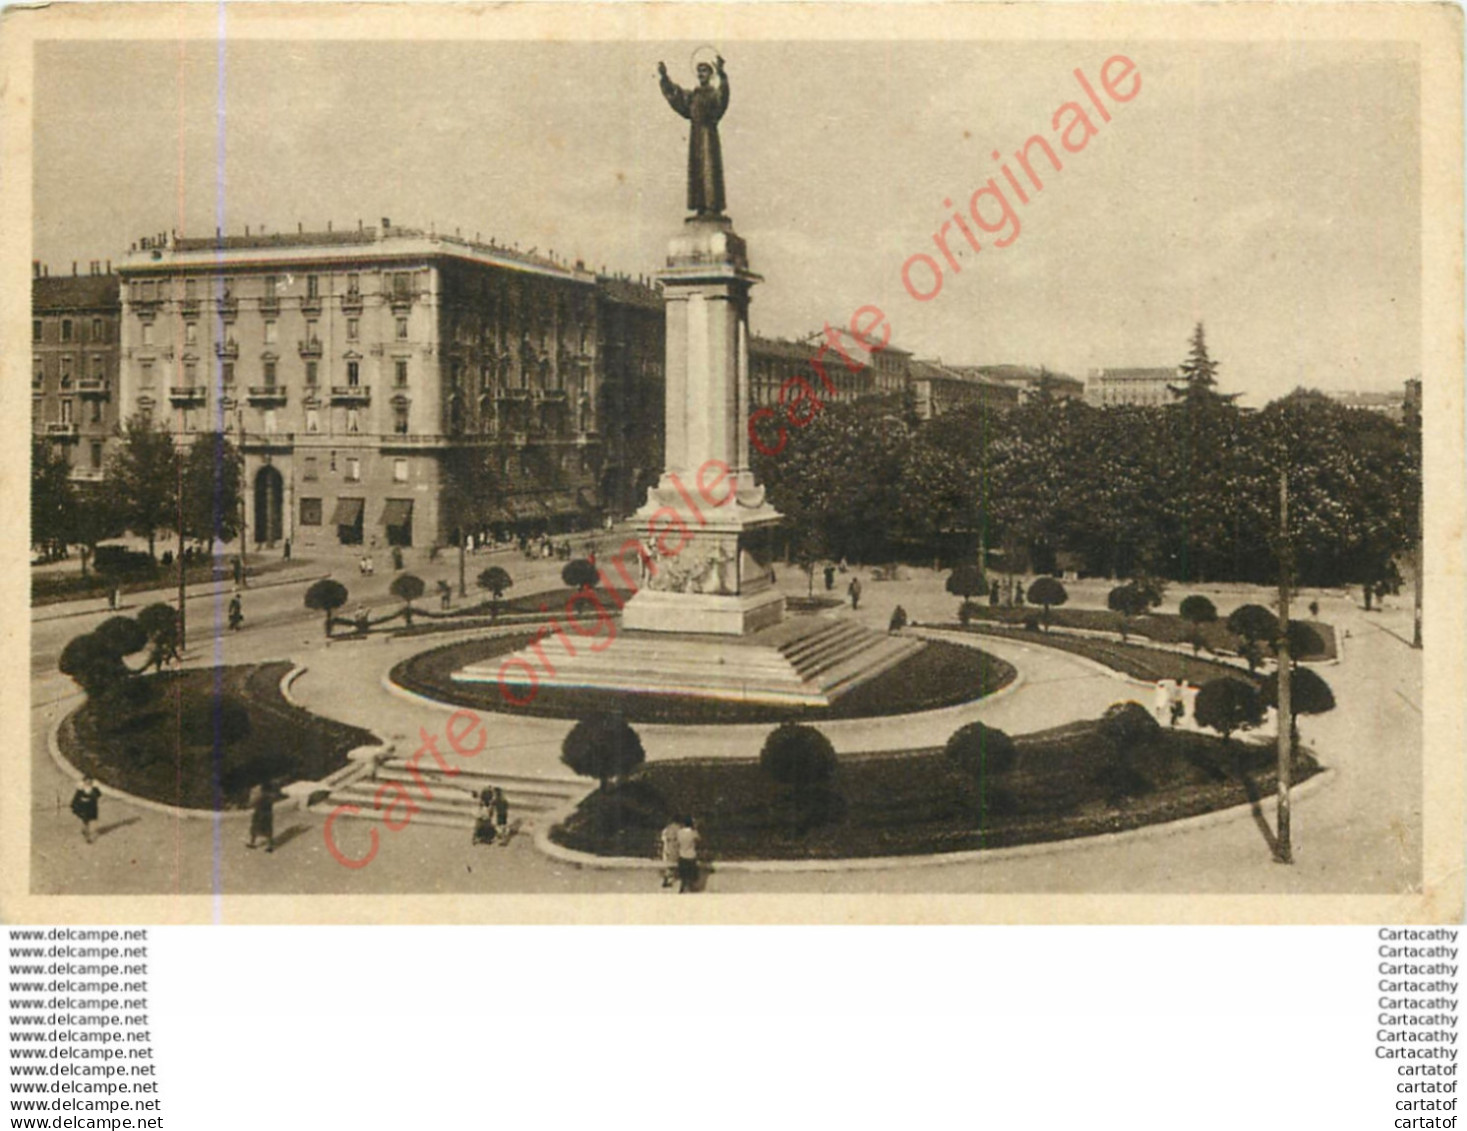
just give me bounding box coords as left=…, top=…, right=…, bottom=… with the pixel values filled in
left=472, top=787, right=511, bottom=847
left=659, top=816, right=703, bottom=893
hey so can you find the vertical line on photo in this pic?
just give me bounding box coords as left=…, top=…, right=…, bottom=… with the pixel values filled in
left=210, top=4, right=229, bottom=920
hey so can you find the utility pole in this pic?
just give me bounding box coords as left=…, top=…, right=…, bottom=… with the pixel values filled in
left=1413, top=493, right=1423, bottom=649
left=1275, top=470, right=1293, bottom=864
left=459, top=532, right=467, bottom=598
left=237, top=408, right=249, bottom=589
left=176, top=460, right=187, bottom=651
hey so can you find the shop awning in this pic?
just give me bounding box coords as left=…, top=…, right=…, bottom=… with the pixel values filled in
left=380, top=499, right=414, bottom=528
left=543, top=492, right=578, bottom=517
left=331, top=497, right=364, bottom=526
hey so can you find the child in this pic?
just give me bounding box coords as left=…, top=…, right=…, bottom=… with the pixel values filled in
left=70, top=776, right=101, bottom=844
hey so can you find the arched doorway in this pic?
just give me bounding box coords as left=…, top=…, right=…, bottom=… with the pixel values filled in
left=254, top=465, right=284, bottom=546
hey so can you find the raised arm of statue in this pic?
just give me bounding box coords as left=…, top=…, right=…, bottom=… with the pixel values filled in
left=715, top=60, right=729, bottom=118
left=659, top=72, right=691, bottom=120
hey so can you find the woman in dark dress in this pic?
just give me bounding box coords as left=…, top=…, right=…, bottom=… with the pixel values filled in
left=247, top=780, right=278, bottom=852
left=70, top=776, right=101, bottom=844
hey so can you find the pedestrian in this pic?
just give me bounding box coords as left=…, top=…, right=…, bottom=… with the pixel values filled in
left=659, top=817, right=681, bottom=889
left=283, top=538, right=291, bottom=561
left=889, top=605, right=908, bottom=633
left=493, top=787, right=510, bottom=845
left=1168, top=682, right=1186, bottom=728
left=472, top=787, right=495, bottom=846
left=1153, top=679, right=1172, bottom=722
left=228, top=594, right=243, bottom=632
left=676, top=815, right=701, bottom=893
left=354, top=606, right=370, bottom=636
left=107, top=581, right=119, bottom=611
left=437, top=579, right=452, bottom=610
left=847, top=576, right=862, bottom=611
left=989, top=580, right=1000, bottom=607
left=232, top=556, right=243, bottom=587
left=824, top=564, right=836, bottom=591
left=70, top=776, right=101, bottom=845
left=246, top=780, right=278, bottom=852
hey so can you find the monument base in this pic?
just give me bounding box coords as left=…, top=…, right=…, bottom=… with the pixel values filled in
left=620, top=586, right=786, bottom=637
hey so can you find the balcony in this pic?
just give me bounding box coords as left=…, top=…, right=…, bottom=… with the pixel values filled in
left=247, top=385, right=288, bottom=405
left=300, top=295, right=323, bottom=314
left=534, top=388, right=568, bottom=402
left=219, top=296, right=238, bottom=318
left=340, top=292, right=364, bottom=313
left=330, top=385, right=371, bottom=405
left=46, top=422, right=79, bottom=438
left=387, top=290, right=413, bottom=312
left=498, top=387, right=533, bottom=401
left=215, top=339, right=239, bottom=359
left=380, top=433, right=451, bottom=449
left=180, top=297, right=201, bottom=315
left=131, top=297, right=161, bottom=316
left=169, top=386, right=207, bottom=405
left=298, top=338, right=323, bottom=358
left=259, top=296, right=280, bottom=315
left=78, top=378, right=109, bottom=397
left=68, top=467, right=105, bottom=483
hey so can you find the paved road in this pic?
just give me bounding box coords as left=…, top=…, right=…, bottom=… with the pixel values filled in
left=28, top=564, right=1424, bottom=899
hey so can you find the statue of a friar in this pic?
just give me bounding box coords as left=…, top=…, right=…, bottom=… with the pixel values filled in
left=657, top=54, right=729, bottom=218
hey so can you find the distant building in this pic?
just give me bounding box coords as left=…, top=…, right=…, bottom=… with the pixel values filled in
left=1324, top=388, right=1409, bottom=422
left=116, top=222, right=657, bottom=554
left=960, top=364, right=1084, bottom=403
left=31, top=263, right=122, bottom=484
left=749, top=332, right=882, bottom=410
left=595, top=274, right=665, bottom=513
left=1086, top=367, right=1179, bottom=407
left=909, top=359, right=1019, bottom=420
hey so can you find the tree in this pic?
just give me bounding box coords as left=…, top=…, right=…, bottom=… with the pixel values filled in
left=1026, top=577, right=1068, bottom=630
left=562, top=559, right=599, bottom=590
left=1193, top=677, right=1265, bottom=747
left=1279, top=621, right=1325, bottom=665
left=477, top=566, right=514, bottom=618
left=136, top=603, right=181, bottom=671
left=390, top=574, right=425, bottom=626
left=1261, top=667, right=1335, bottom=753
left=70, top=488, right=126, bottom=580
left=1226, top=604, right=1279, bottom=671
left=760, top=722, right=841, bottom=835
left=1178, top=595, right=1218, bottom=654
left=304, top=579, right=349, bottom=637
left=178, top=432, right=244, bottom=548
left=31, top=439, right=75, bottom=561
left=1107, top=583, right=1150, bottom=641
left=561, top=712, right=646, bottom=789
left=58, top=633, right=126, bottom=697
left=107, top=414, right=179, bottom=561
left=93, top=616, right=148, bottom=661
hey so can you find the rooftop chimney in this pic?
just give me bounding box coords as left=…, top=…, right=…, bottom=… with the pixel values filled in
left=32, top=261, right=40, bottom=278
left=380, top=217, right=389, bottom=230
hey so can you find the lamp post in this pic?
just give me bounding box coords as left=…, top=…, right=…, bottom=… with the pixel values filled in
left=1275, top=470, right=1293, bottom=865
left=236, top=407, right=248, bottom=588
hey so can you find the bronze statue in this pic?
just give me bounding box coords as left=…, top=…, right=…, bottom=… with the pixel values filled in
left=658, top=55, right=729, bottom=218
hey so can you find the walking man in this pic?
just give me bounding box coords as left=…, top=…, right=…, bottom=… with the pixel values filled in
left=676, top=816, right=702, bottom=893
left=492, top=787, right=510, bottom=846
left=228, top=593, right=244, bottom=632
left=246, top=780, right=279, bottom=852
left=659, top=817, right=681, bottom=889
left=847, top=576, right=862, bottom=611
left=70, top=776, right=101, bottom=844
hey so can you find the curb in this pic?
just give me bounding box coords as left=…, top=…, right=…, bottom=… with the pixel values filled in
left=532, top=763, right=1337, bottom=874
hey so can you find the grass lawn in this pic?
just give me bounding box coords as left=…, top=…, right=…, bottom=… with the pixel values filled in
left=391, top=629, right=1015, bottom=725
left=553, top=725, right=1322, bottom=860
left=961, top=605, right=1337, bottom=662
left=955, top=623, right=1264, bottom=686
left=59, top=662, right=378, bottom=810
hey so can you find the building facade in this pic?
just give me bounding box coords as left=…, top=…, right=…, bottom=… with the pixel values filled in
left=1085, top=366, right=1179, bottom=407
left=117, top=224, right=657, bottom=555
left=31, top=264, right=121, bottom=483
left=909, top=359, right=1020, bottom=419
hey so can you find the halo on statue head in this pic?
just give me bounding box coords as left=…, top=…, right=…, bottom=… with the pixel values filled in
left=690, top=44, right=720, bottom=72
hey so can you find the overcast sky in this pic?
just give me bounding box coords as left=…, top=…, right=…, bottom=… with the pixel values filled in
left=34, top=38, right=1419, bottom=405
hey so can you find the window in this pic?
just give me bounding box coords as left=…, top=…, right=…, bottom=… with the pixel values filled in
left=306, top=361, right=318, bottom=386
left=393, top=459, right=408, bottom=483
left=185, top=278, right=197, bottom=300
left=303, top=457, right=318, bottom=481
left=263, top=361, right=277, bottom=388
left=141, top=280, right=156, bottom=302
left=141, top=323, right=154, bottom=347
left=184, top=362, right=197, bottom=387
left=345, top=457, right=360, bottom=482
left=347, top=318, right=359, bottom=340
left=222, top=361, right=235, bottom=386
left=92, top=355, right=104, bottom=378
left=306, top=319, right=319, bottom=344
left=90, top=441, right=103, bottom=468
left=60, top=356, right=72, bottom=384
left=347, top=361, right=360, bottom=387
left=306, top=408, right=320, bottom=434
left=60, top=399, right=73, bottom=424
left=32, top=357, right=43, bottom=387
left=396, top=318, right=408, bottom=340
left=299, top=498, right=322, bottom=526
left=346, top=273, right=360, bottom=296
left=329, top=451, right=337, bottom=472
left=61, top=319, right=73, bottom=342
left=185, top=409, right=197, bottom=433
left=90, top=400, right=102, bottom=425
left=140, top=361, right=154, bottom=386
left=395, top=360, right=408, bottom=387
left=347, top=408, right=360, bottom=434
left=391, top=272, right=412, bottom=298
left=264, top=275, right=278, bottom=299
left=264, top=409, right=277, bottom=434
left=185, top=322, right=197, bottom=346
left=393, top=404, right=409, bottom=435
left=306, top=275, right=319, bottom=299
left=264, top=320, right=277, bottom=345
left=32, top=320, right=41, bottom=342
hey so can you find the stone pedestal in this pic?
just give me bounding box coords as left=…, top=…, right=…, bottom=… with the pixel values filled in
left=621, top=216, right=785, bottom=636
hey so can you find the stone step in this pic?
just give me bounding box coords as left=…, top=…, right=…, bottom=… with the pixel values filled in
left=778, top=619, right=864, bottom=665
left=376, top=761, right=585, bottom=794
left=800, top=629, right=911, bottom=683
left=329, top=781, right=561, bottom=818
left=815, top=635, right=926, bottom=697
left=372, top=768, right=580, bottom=809
left=784, top=623, right=881, bottom=678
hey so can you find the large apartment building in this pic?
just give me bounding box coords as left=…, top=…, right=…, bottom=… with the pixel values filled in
left=1085, top=366, right=1180, bottom=407
left=116, top=223, right=662, bottom=555
left=31, top=263, right=122, bottom=483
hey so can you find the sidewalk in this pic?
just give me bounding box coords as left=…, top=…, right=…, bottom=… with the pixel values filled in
left=32, top=561, right=330, bottom=623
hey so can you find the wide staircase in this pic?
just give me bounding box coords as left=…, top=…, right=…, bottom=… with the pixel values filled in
left=324, top=755, right=588, bottom=831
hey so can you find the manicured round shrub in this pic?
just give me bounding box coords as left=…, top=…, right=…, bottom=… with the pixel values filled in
left=1193, top=677, right=1265, bottom=744
left=304, top=579, right=349, bottom=637
left=1180, top=595, right=1218, bottom=625
left=93, top=616, right=148, bottom=658
left=390, top=573, right=425, bottom=605
left=946, top=564, right=986, bottom=601
left=759, top=722, right=838, bottom=788
left=562, top=712, right=646, bottom=788
left=136, top=603, right=180, bottom=644
left=477, top=566, right=514, bottom=616
left=943, top=721, right=1018, bottom=779
left=1260, top=667, right=1336, bottom=750
left=1098, top=701, right=1161, bottom=750
left=1226, top=604, right=1278, bottom=646
left=1281, top=620, right=1326, bottom=661
left=1026, top=577, right=1068, bottom=628
left=59, top=633, right=124, bottom=696
left=562, top=559, right=600, bottom=590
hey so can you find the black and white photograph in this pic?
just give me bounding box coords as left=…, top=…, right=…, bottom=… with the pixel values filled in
left=6, top=3, right=1460, bottom=922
